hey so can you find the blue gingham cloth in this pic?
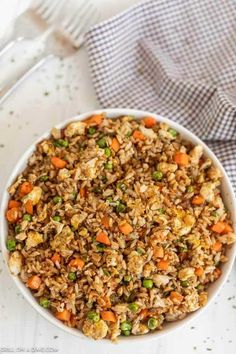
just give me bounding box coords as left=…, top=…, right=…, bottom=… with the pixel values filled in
left=86, top=0, right=236, bottom=190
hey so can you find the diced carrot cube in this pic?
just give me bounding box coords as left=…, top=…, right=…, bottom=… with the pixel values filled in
left=8, top=200, right=21, bottom=209
left=96, top=231, right=111, bottom=246
left=173, top=152, right=189, bottom=166
left=110, top=137, right=120, bottom=152
left=132, top=130, right=146, bottom=141
left=192, top=195, right=204, bottom=205
left=101, top=311, right=116, bottom=322
left=55, top=309, right=71, bottom=322
left=119, top=222, right=133, bottom=235
left=143, top=116, right=156, bottom=128
left=27, top=275, right=41, bottom=290
left=51, top=156, right=67, bottom=169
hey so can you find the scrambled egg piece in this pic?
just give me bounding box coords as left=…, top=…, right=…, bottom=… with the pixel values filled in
left=58, top=168, right=71, bottom=181
left=157, top=162, right=177, bottom=174
left=207, top=167, right=222, bottom=180
left=132, top=323, right=149, bottom=335
left=82, top=319, right=108, bottom=340
left=50, top=226, right=74, bottom=257
left=64, top=121, right=86, bottom=137
left=75, top=158, right=100, bottom=180
left=190, top=145, right=203, bottom=164
left=200, top=182, right=218, bottom=202
left=26, top=231, right=44, bottom=250
left=41, top=140, right=54, bottom=156
left=140, top=126, right=156, bottom=139
left=70, top=212, right=87, bottom=230
left=184, top=291, right=200, bottom=312
left=153, top=274, right=170, bottom=287
left=22, top=186, right=42, bottom=205
left=127, top=251, right=144, bottom=276
left=8, top=251, right=23, bottom=275
left=178, top=267, right=195, bottom=280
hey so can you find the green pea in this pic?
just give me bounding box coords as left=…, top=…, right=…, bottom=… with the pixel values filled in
left=93, top=187, right=102, bottom=194
left=163, top=291, right=171, bottom=297
left=54, top=139, right=69, bottom=148
left=23, top=214, right=32, bottom=222
left=124, top=275, right=132, bottom=283
left=116, top=202, right=126, bottom=213
left=157, top=208, right=164, bottom=214
left=88, top=127, right=96, bottom=135
left=103, top=269, right=110, bottom=276
left=6, top=239, right=16, bottom=251
left=53, top=196, right=63, bottom=204
left=86, top=301, right=94, bottom=309
left=104, top=161, right=113, bottom=170
left=68, top=272, right=77, bottom=281
left=187, top=186, right=194, bottom=193
left=126, top=131, right=132, bottom=138
left=142, top=279, right=153, bottom=289
left=122, top=330, right=131, bottom=336
left=127, top=291, right=137, bottom=303
left=106, top=198, right=120, bottom=207
left=101, top=175, right=107, bottom=183
left=168, top=128, right=178, bottom=137
left=196, top=284, right=204, bottom=291
left=117, top=181, right=127, bottom=191
left=137, top=247, right=145, bottom=255
left=39, top=297, right=50, bottom=308
left=53, top=215, right=61, bottom=222
left=110, top=293, right=118, bottom=304
left=181, top=280, right=189, bottom=288
left=106, top=197, right=114, bottom=204
left=104, top=147, right=111, bottom=157
left=148, top=317, right=158, bottom=330
left=179, top=246, right=188, bottom=253
left=15, top=225, right=21, bottom=234
left=211, top=211, right=218, bottom=217
left=128, top=303, right=139, bottom=313
left=87, top=311, right=100, bottom=322
left=70, top=192, right=77, bottom=200
left=97, top=137, right=107, bottom=148
left=96, top=243, right=106, bottom=252
left=152, top=171, right=163, bottom=181
left=80, top=254, right=88, bottom=262
left=121, top=321, right=132, bottom=331
left=39, top=175, right=49, bottom=182
left=78, top=142, right=85, bottom=151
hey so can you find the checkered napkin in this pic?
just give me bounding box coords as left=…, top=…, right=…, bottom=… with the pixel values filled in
left=86, top=0, right=236, bottom=190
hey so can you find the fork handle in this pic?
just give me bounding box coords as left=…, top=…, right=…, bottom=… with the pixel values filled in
left=0, top=36, right=24, bottom=57
left=0, top=53, right=54, bottom=105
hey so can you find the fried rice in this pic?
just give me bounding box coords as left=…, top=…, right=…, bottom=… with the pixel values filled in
left=5, top=113, right=236, bottom=341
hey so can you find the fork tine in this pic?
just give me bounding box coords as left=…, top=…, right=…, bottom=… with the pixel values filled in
left=34, top=0, right=50, bottom=19
left=62, top=0, right=87, bottom=30
left=71, top=8, right=96, bottom=38
left=56, top=0, right=100, bottom=47
left=38, top=0, right=60, bottom=22
left=65, top=1, right=95, bottom=36
left=71, top=5, right=99, bottom=40
left=33, top=0, right=51, bottom=14
left=43, top=0, right=64, bottom=22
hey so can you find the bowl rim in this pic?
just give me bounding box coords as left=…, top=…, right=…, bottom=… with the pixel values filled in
left=1, top=108, right=236, bottom=343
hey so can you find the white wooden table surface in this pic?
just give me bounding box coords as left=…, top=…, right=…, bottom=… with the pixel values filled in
left=0, top=1, right=236, bottom=353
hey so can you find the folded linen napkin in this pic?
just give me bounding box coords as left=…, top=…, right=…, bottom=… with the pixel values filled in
left=86, top=0, right=236, bottom=190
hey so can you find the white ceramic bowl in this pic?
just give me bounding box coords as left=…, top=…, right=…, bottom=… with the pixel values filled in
left=1, top=108, right=236, bottom=342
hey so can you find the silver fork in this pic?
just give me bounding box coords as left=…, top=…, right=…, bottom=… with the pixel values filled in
left=0, top=0, right=62, bottom=57
left=0, top=0, right=100, bottom=104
